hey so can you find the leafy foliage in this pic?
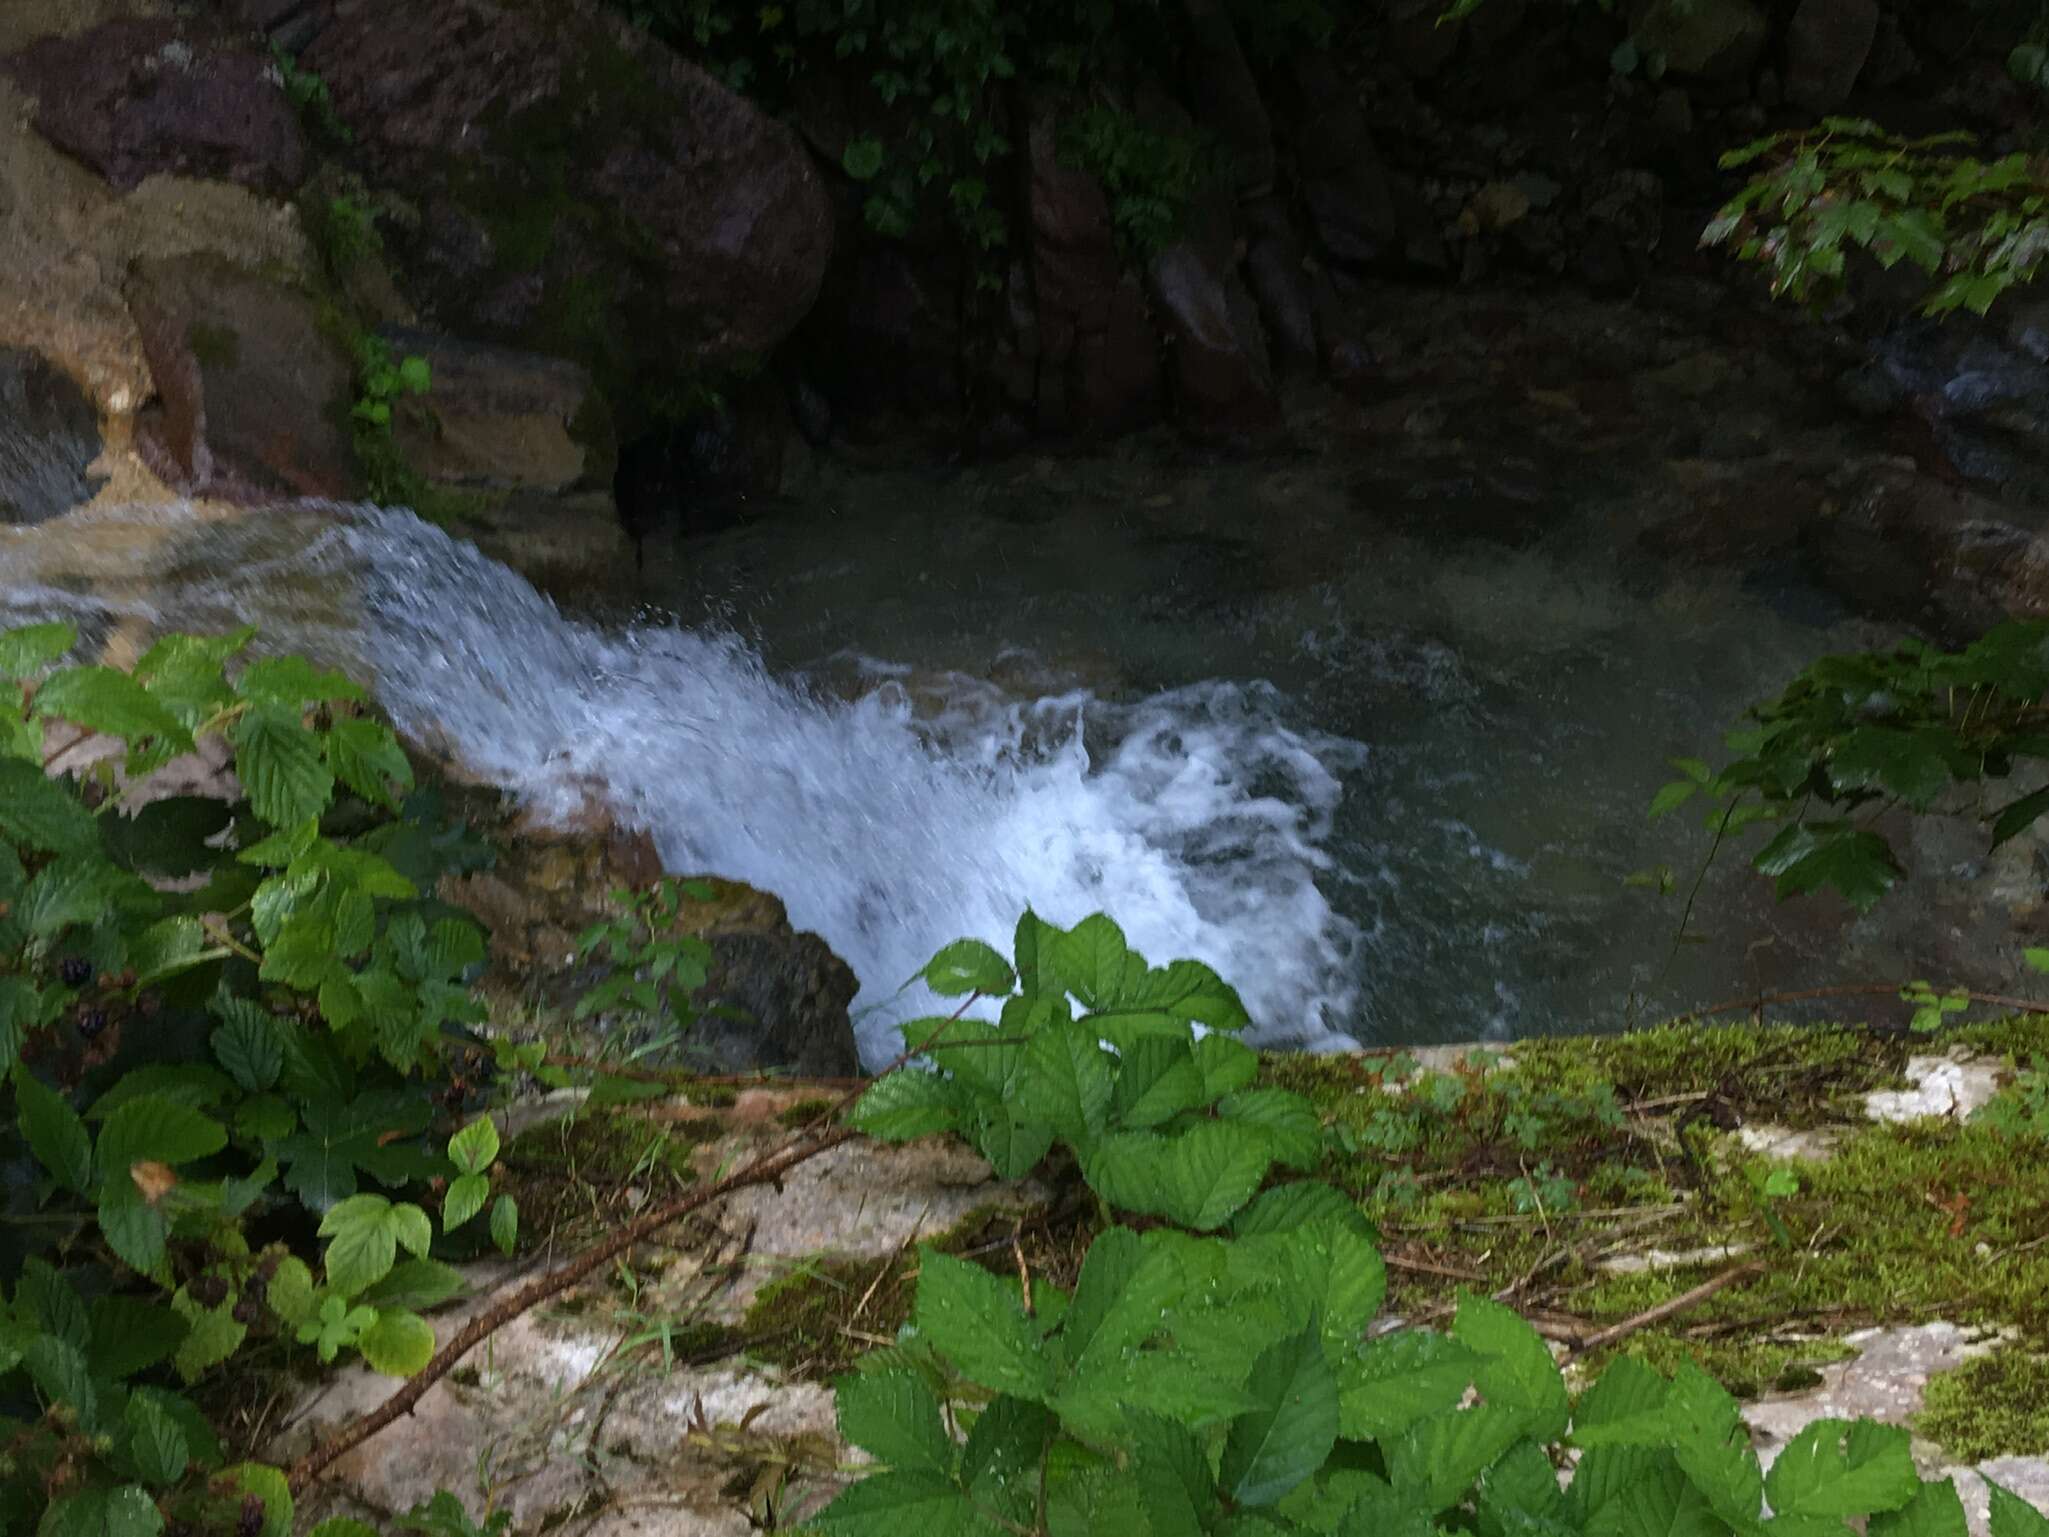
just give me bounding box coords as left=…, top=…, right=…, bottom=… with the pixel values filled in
left=571, top=876, right=715, bottom=1060
left=1656, top=620, right=2049, bottom=912
left=0, top=624, right=498, bottom=1536
left=813, top=914, right=2044, bottom=1533
left=1704, top=118, right=2049, bottom=315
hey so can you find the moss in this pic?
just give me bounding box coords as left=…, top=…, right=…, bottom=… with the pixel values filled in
left=775, top=1097, right=839, bottom=1130
left=186, top=321, right=241, bottom=370
left=501, top=1108, right=710, bottom=1244
left=1603, top=1334, right=1855, bottom=1402
left=1919, top=1351, right=2049, bottom=1461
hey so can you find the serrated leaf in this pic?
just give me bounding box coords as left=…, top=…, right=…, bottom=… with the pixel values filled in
left=1232, top=1182, right=1375, bottom=1241
left=443, top=1173, right=489, bottom=1230
left=0, top=757, right=99, bottom=854
left=1455, top=1295, right=1571, bottom=1442
left=1159, top=1120, right=1276, bottom=1231
left=24, top=1334, right=95, bottom=1429
left=1387, top=1401, right=1526, bottom=1514
left=1871, top=1479, right=1969, bottom=1537
left=921, top=938, right=1015, bottom=996
left=804, top=1471, right=984, bottom=1535
left=266, top=1257, right=316, bottom=1327
left=89, top=1295, right=185, bottom=1379
left=16, top=1067, right=92, bottom=1194
left=126, top=1392, right=191, bottom=1485
left=235, top=656, right=367, bottom=707
left=1649, top=780, right=1699, bottom=818
left=1016, top=1020, right=1114, bottom=1139
left=234, top=704, right=335, bottom=830
left=1337, top=1331, right=1480, bottom=1440
left=96, top=1095, right=228, bottom=1173
left=1219, top=1088, right=1324, bottom=1171
left=173, top=1305, right=245, bottom=1382
left=325, top=717, right=414, bottom=809
left=915, top=1247, right=1051, bottom=1401
left=851, top=1070, right=965, bottom=1140
left=359, top=1257, right=468, bottom=1312
left=32, top=666, right=191, bottom=756
left=1194, top=1034, right=1260, bottom=1098
left=320, top=1194, right=411, bottom=1295
left=1220, top=1324, right=1338, bottom=1508
left=490, top=1193, right=518, bottom=1254
left=0, top=620, right=76, bottom=677
left=212, top=1011, right=283, bottom=1092
left=970, top=1103, right=1056, bottom=1179
left=39, top=1485, right=162, bottom=1537
left=1113, top=1036, right=1209, bottom=1128
left=1765, top=1418, right=1919, bottom=1519
left=837, top=1369, right=954, bottom=1475
left=224, top=1464, right=291, bottom=1537
left=1989, top=1481, right=2049, bottom=1537
left=359, top=1308, right=436, bottom=1376
left=447, top=1115, right=500, bottom=1175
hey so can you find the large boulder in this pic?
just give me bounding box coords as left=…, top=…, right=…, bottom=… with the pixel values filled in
left=0, top=348, right=105, bottom=524
left=297, top=0, right=834, bottom=407
left=1784, top=0, right=1880, bottom=111
left=1631, top=0, right=1770, bottom=80
left=1022, top=96, right=1163, bottom=436
left=124, top=254, right=360, bottom=500
left=3, top=18, right=306, bottom=195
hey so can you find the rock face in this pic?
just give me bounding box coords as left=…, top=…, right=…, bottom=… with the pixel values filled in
left=3, top=18, right=306, bottom=194
left=382, top=328, right=612, bottom=496
left=1631, top=0, right=1770, bottom=80
left=0, top=348, right=105, bottom=524
left=124, top=254, right=360, bottom=500
left=298, top=0, right=834, bottom=393
left=1148, top=221, right=1280, bottom=440
left=1784, top=0, right=1880, bottom=111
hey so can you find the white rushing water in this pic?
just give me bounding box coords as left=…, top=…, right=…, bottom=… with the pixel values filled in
left=1, top=501, right=1368, bottom=1063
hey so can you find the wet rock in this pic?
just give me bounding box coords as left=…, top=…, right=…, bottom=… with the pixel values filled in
left=299, top=0, right=833, bottom=383
left=124, top=253, right=359, bottom=500
left=0, top=347, right=105, bottom=524
left=1784, top=0, right=1880, bottom=112
left=1630, top=0, right=1769, bottom=80
left=1178, top=0, right=1274, bottom=195
left=671, top=879, right=861, bottom=1080
left=810, top=239, right=962, bottom=429
left=1021, top=96, right=1163, bottom=435
left=381, top=328, right=612, bottom=496
left=3, top=18, right=306, bottom=195
left=1241, top=197, right=1319, bottom=373
left=1147, top=233, right=1280, bottom=440
left=1287, top=53, right=1405, bottom=272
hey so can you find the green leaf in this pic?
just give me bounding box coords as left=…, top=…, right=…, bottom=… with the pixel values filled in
left=126, top=1392, right=191, bottom=1485
left=443, top=1172, right=489, bottom=1230
left=235, top=656, right=367, bottom=707
left=0, top=620, right=76, bottom=677
left=20, top=855, right=155, bottom=939
left=16, top=1067, right=92, bottom=1194
left=24, top=1334, right=96, bottom=1430
left=1992, top=786, right=2049, bottom=846
left=1337, top=1331, right=1480, bottom=1440
left=212, top=1010, right=284, bottom=1093
left=1582, top=1460, right=1724, bottom=1537
left=320, top=1194, right=431, bottom=1296
left=1232, top=1182, right=1375, bottom=1241
left=447, top=1115, right=500, bottom=1175
left=1113, top=1036, right=1209, bottom=1128
left=0, top=757, right=99, bottom=853
left=1016, top=1020, right=1115, bottom=1139
left=490, top=1193, right=518, bottom=1255
left=1871, top=1479, right=1970, bottom=1537
left=359, top=1257, right=468, bottom=1312
left=1454, top=1295, right=1571, bottom=1442
left=1193, top=1034, right=1260, bottom=1098
left=89, top=1295, right=185, bottom=1378
left=38, top=1485, right=162, bottom=1537
left=1649, top=780, right=1699, bottom=818
left=804, top=1471, right=983, bottom=1535
left=266, top=1258, right=317, bottom=1327
left=32, top=666, right=191, bottom=755
left=921, top=938, right=1015, bottom=996
left=1753, top=821, right=1901, bottom=910
left=234, top=704, right=335, bottom=829
left=1765, top=1418, right=1920, bottom=1519
left=1386, top=1401, right=1526, bottom=1514
left=850, top=1069, right=966, bottom=1140
left=325, top=718, right=414, bottom=808
left=1989, top=1481, right=2049, bottom=1537
left=1219, top=1325, right=1339, bottom=1508
left=96, top=1095, right=228, bottom=1172
left=224, top=1464, right=292, bottom=1537
left=836, top=1369, right=955, bottom=1476
left=842, top=135, right=887, bottom=181
left=1219, top=1088, right=1323, bottom=1171
left=359, top=1308, right=437, bottom=1375
left=1159, top=1120, right=1276, bottom=1230
left=1826, top=727, right=1953, bottom=808
left=914, top=1247, right=1051, bottom=1401
left=173, top=1305, right=245, bottom=1382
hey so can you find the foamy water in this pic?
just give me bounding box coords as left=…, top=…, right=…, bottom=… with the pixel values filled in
left=1, top=500, right=1367, bottom=1063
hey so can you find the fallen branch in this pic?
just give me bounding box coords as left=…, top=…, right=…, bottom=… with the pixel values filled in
left=288, top=995, right=986, bottom=1494
left=1569, top=1262, right=1764, bottom=1356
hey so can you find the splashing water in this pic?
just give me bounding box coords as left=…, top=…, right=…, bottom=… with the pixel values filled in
left=1, top=500, right=1367, bottom=1064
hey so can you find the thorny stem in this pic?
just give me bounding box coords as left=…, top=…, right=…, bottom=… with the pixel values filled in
left=287, top=992, right=988, bottom=1494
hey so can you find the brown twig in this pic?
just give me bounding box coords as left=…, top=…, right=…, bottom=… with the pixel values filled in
left=1569, top=1262, right=1765, bottom=1356
left=288, top=994, right=988, bottom=1494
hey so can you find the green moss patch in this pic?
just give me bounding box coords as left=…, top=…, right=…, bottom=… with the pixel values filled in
left=501, top=1108, right=711, bottom=1245
left=1919, top=1351, right=2049, bottom=1461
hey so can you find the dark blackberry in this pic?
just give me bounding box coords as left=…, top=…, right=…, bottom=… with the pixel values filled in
left=237, top=1496, right=264, bottom=1537
left=188, top=1275, right=229, bottom=1309
left=76, top=1009, right=108, bottom=1040
left=58, top=957, right=92, bottom=986
left=232, top=1297, right=260, bottom=1325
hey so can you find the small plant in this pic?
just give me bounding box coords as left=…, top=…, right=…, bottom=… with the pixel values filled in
left=807, top=912, right=2045, bottom=1533
left=271, top=46, right=353, bottom=146
left=1705, top=118, right=2049, bottom=315
left=352, top=336, right=432, bottom=433
left=1655, top=619, right=2049, bottom=912
left=572, top=876, right=716, bottom=1060
left=1058, top=105, right=1206, bottom=258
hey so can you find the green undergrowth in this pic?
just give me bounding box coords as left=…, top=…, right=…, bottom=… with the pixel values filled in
left=1919, top=1350, right=2049, bottom=1462
left=1264, top=1018, right=2049, bottom=1410
left=500, top=1107, right=712, bottom=1244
